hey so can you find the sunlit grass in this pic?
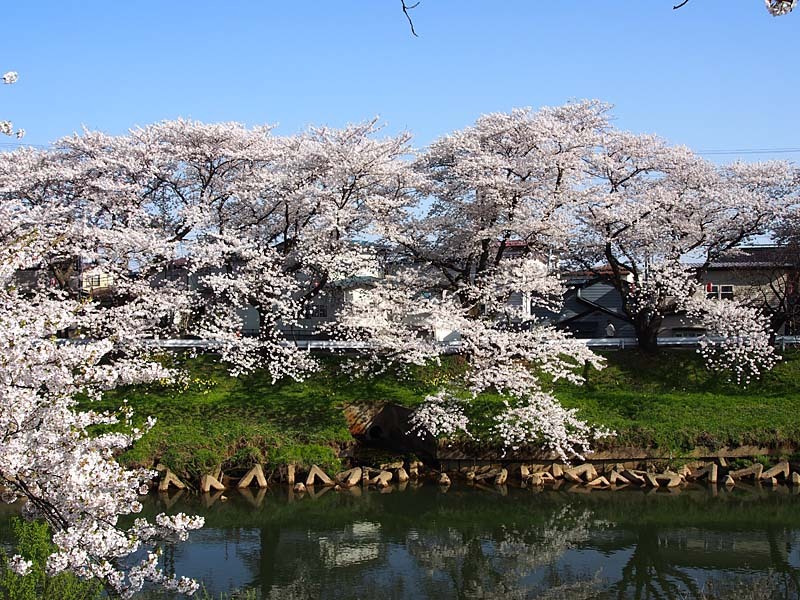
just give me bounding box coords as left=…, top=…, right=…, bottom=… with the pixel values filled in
left=83, top=350, right=800, bottom=477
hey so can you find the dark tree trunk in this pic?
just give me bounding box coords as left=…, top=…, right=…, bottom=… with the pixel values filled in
left=770, top=313, right=787, bottom=340
left=633, top=310, right=662, bottom=354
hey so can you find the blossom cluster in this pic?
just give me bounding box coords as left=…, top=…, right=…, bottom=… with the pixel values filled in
left=2, top=70, right=24, bottom=138
left=766, top=0, right=797, bottom=16
left=408, top=391, right=471, bottom=439
left=493, top=393, right=614, bottom=463
left=7, top=555, right=33, bottom=577
left=686, top=296, right=779, bottom=385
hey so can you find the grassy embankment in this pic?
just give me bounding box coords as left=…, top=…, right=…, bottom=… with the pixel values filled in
left=86, top=350, right=800, bottom=479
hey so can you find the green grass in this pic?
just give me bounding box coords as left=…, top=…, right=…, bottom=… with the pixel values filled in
left=83, top=350, right=800, bottom=478
left=88, top=354, right=446, bottom=478
left=554, top=350, right=800, bottom=452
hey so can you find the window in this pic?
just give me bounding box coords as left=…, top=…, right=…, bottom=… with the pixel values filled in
left=87, top=275, right=102, bottom=288
left=673, top=327, right=707, bottom=338
left=304, top=304, right=328, bottom=319
left=567, top=321, right=599, bottom=339
left=705, top=283, right=734, bottom=300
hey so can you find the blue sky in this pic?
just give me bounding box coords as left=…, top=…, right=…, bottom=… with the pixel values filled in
left=2, top=1, right=798, bottom=161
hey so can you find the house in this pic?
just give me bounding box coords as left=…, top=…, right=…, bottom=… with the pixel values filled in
left=80, top=265, right=115, bottom=297
left=276, top=272, right=386, bottom=341
left=539, top=246, right=797, bottom=339
left=530, top=269, right=636, bottom=338
left=662, top=245, right=798, bottom=336
left=276, top=245, right=390, bottom=340
left=14, top=258, right=114, bottom=298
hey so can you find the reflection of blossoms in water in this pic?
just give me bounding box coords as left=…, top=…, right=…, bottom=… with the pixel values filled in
left=318, top=521, right=382, bottom=568
left=494, top=506, right=602, bottom=577
left=406, top=527, right=470, bottom=572
left=405, top=506, right=605, bottom=597
left=264, top=521, right=383, bottom=600
left=266, top=571, right=322, bottom=600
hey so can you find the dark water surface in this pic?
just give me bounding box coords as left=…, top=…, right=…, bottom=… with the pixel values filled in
left=4, top=481, right=800, bottom=599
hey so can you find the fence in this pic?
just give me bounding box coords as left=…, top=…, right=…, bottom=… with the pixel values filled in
left=144, top=335, right=800, bottom=351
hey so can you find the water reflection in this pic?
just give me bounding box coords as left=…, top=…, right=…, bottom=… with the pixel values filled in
left=4, top=483, right=800, bottom=598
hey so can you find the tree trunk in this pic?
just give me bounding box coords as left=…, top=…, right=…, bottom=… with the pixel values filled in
left=633, top=311, right=662, bottom=354
left=769, top=313, right=787, bottom=339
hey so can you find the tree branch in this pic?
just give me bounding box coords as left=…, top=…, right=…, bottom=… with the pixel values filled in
left=401, top=1, right=420, bottom=37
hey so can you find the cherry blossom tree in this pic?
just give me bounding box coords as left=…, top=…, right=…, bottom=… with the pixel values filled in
left=334, top=101, right=613, bottom=461
left=0, top=119, right=422, bottom=591
left=0, top=160, right=204, bottom=596
left=339, top=101, right=793, bottom=449
left=31, top=118, right=417, bottom=378
left=572, top=129, right=794, bottom=379
left=759, top=198, right=800, bottom=335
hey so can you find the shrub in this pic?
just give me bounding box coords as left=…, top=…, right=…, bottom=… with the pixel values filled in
left=0, top=518, right=103, bottom=600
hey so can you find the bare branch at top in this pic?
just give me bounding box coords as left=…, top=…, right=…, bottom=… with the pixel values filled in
left=401, top=1, right=420, bottom=37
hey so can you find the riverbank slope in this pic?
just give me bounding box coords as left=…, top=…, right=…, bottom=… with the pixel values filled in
left=87, top=350, right=800, bottom=479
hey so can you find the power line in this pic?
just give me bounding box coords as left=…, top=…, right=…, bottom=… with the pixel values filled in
left=697, top=148, right=800, bottom=156
left=0, top=142, right=49, bottom=149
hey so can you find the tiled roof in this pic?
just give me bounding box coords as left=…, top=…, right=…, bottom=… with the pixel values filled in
left=706, top=246, right=794, bottom=269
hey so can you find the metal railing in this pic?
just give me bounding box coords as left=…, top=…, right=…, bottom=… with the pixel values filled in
left=140, top=335, right=800, bottom=351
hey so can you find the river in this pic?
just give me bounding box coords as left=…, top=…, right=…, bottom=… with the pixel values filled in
left=3, top=481, right=800, bottom=599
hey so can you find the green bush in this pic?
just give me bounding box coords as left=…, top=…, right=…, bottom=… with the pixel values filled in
left=0, top=518, right=103, bottom=600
